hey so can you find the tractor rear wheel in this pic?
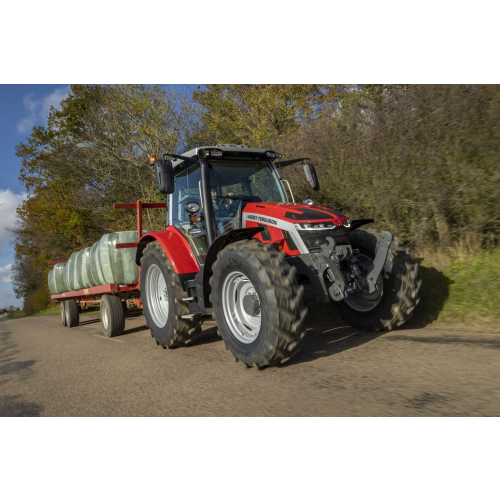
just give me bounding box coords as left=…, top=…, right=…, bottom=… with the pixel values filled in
left=140, top=241, right=202, bottom=348
left=65, top=299, right=79, bottom=328
left=211, top=241, right=307, bottom=368
left=100, top=294, right=125, bottom=337
left=335, top=229, right=421, bottom=331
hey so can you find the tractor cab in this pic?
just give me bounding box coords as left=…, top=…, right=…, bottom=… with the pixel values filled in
left=168, top=146, right=289, bottom=263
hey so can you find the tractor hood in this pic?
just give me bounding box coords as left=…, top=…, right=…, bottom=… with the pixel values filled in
left=242, top=202, right=350, bottom=227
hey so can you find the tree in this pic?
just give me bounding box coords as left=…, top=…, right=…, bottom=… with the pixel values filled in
left=278, top=84, right=500, bottom=249
left=192, top=84, right=349, bottom=148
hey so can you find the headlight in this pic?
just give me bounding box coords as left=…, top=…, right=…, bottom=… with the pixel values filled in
left=294, top=222, right=336, bottom=230
left=297, top=228, right=350, bottom=252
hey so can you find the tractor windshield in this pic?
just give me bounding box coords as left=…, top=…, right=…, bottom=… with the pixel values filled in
left=208, top=159, right=286, bottom=204
left=171, top=159, right=286, bottom=262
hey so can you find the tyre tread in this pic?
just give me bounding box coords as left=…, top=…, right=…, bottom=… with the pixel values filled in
left=211, top=240, right=307, bottom=368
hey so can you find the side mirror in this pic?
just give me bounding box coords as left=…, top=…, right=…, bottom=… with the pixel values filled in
left=303, top=162, right=319, bottom=191
left=153, top=159, right=174, bottom=195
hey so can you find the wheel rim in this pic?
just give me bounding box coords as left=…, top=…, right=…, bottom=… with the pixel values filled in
left=146, top=264, right=169, bottom=328
left=222, top=271, right=261, bottom=344
left=102, top=303, right=109, bottom=329
left=60, top=303, right=65, bottom=323
left=344, top=255, right=384, bottom=312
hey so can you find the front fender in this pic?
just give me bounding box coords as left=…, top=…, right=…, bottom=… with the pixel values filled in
left=135, top=227, right=200, bottom=275
left=202, top=227, right=263, bottom=307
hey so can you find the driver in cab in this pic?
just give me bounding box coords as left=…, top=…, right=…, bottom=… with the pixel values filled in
left=211, top=188, right=239, bottom=232
left=211, top=188, right=237, bottom=217
left=211, top=188, right=224, bottom=216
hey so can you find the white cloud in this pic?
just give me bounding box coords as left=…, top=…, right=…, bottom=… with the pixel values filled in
left=0, top=189, right=27, bottom=257
left=17, top=86, right=69, bottom=134
left=0, top=264, right=12, bottom=284
left=0, top=287, right=21, bottom=309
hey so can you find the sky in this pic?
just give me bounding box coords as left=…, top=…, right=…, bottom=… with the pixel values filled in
left=0, top=85, right=71, bottom=307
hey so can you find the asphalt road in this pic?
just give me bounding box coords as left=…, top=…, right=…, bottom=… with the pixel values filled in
left=1, top=313, right=499, bottom=416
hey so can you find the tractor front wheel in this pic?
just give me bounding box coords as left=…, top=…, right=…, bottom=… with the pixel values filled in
left=211, top=241, right=307, bottom=368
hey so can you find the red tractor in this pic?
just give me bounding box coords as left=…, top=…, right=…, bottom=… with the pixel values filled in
left=136, top=145, right=421, bottom=368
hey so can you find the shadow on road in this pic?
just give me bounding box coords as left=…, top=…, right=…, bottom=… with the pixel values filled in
left=286, top=325, right=387, bottom=367
left=0, top=331, right=38, bottom=383
left=0, top=395, right=43, bottom=417
left=186, top=320, right=388, bottom=366
left=0, top=331, right=43, bottom=417
left=306, top=261, right=454, bottom=333
left=404, top=262, right=454, bottom=330
left=194, top=324, right=223, bottom=346
left=79, top=318, right=101, bottom=326
left=122, top=323, right=149, bottom=335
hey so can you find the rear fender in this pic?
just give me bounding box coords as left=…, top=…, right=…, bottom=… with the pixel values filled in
left=135, top=227, right=200, bottom=275
left=202, top=227, right=263, bottom=306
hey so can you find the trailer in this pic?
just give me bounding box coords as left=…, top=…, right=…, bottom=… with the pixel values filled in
left=51, top=201, right=166, bottom=337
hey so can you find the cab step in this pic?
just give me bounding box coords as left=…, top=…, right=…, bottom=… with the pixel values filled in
left=181, top=313, right=201, bottom=320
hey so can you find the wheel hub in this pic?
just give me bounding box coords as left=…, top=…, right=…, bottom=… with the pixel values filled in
left=242, top=293, right=260, bottom=316
left=344, top=255, right=384, bottom=312
left=145, top=264, right=169, bottom=328
left=222, top=271, right=261, bottom=344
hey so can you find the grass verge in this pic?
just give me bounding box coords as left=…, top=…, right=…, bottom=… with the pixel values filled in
left=414, top=249, right=500, bottom=330
left=6, top=306, right=100, bottom=319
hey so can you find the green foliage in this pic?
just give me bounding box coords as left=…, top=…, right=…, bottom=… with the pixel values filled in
left=274, top=84, right=500, bottom=250
left=192, top=84, right=349, bottom=147
left=6, top=309, right=27, bottom=319
left=23, top=287, right=50, bottom=316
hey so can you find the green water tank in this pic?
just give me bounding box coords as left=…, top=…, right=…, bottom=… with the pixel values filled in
left=48, top=263, right=70, bottom=294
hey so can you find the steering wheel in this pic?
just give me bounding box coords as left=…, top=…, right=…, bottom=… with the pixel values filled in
left=218, top=199, right=231, bottom=217
left=218, top=198, right=244, bottom=233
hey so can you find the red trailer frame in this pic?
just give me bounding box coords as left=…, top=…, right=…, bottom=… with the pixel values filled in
left=51, top=201, right=166, bottom=310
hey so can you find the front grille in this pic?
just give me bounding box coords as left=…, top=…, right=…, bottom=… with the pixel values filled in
left=298, top=228, right=350, bottom=252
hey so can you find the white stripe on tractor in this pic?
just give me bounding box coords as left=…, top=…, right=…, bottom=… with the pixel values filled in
left=242, top=212, right=309, bottom=254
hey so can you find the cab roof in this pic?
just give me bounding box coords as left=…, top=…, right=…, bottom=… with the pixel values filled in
left=171, top=144, right=279, bottom=170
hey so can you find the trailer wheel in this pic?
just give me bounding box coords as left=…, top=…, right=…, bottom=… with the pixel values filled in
left=60, top=301, right=67, bottom=326
left=211, top=241, right=307, bottom=368
left=140, top=241, right=202, bottom=348
left=65, top=299, right=79, bottom=328
left=100, top=294, right=125, bottom=337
